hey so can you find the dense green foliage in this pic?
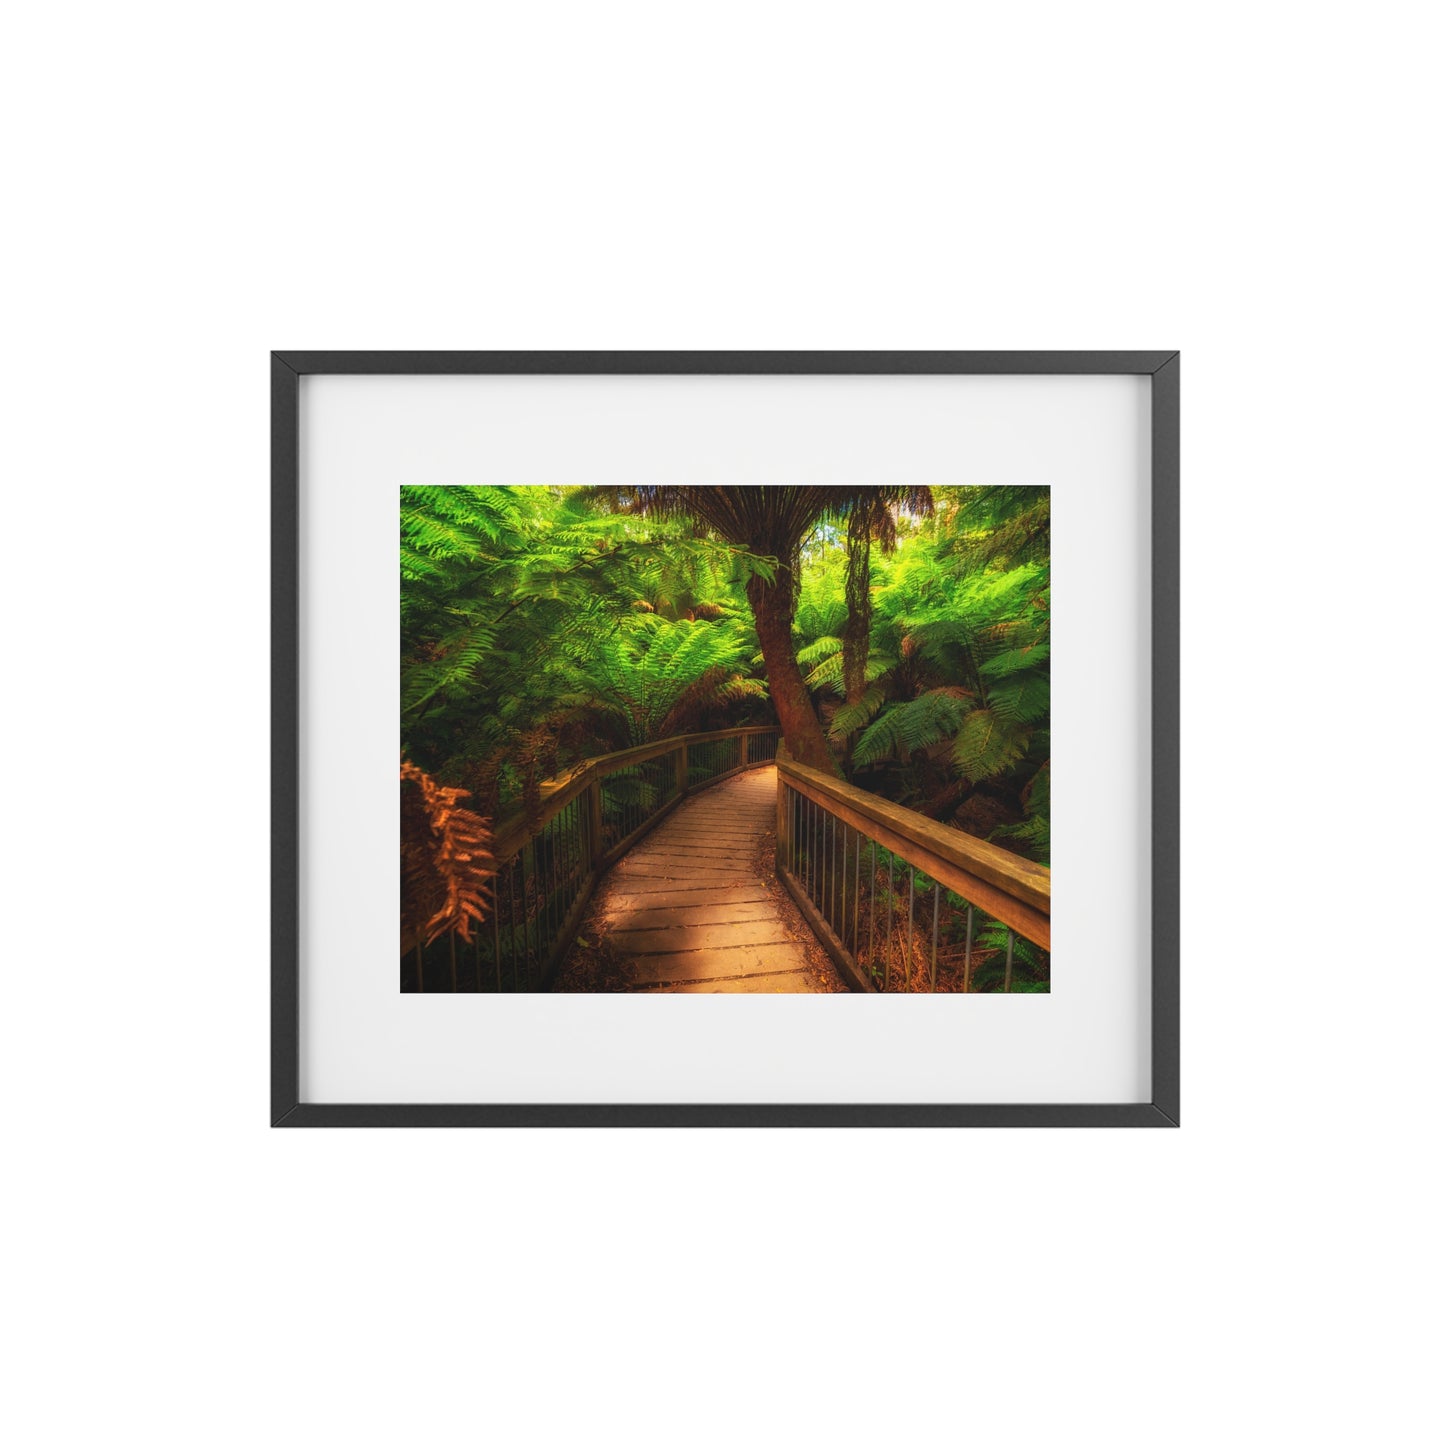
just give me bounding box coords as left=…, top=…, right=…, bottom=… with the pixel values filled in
left=795, top=487, right=1051, bottom=862
left=400, top=485, right=774, bottom=815
left=400, top=484, right=1048, bottom=864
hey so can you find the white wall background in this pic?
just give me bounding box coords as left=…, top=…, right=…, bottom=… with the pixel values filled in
left=5, top=4, right=1437, bottom=1443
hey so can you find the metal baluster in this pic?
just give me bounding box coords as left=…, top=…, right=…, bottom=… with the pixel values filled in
left=826, top=814, right=838, bottom=924
left=546, top=820, right=557, bottom=958
left=812, top=800, right=819, bottom=906
left=861, top=843, right=872, bottom=988
left=514, top=855, right=525, bottom=994
left=1004, top=929, right=1015, bottom=993
left=832, top=809, right=843, bottom=930
left=547, top=814, right=558, bottom=951
left=543, top=826, right=551, bottom=971
left=810, top=799, right=817, bottom=903
left=852, top=825, right=861, bottom=957
left=929, top=883, right=941, bottom=992
left=803, top=796, right=809, bottom=897
left=528, top=838, right=540, bottom=982
left=823, top=811, right=831, bottom=924
left=831, top=816, right=840, bottom=933
left=539, top=822, right=551, bottom=957
left=905, top=870, right=914, bottom=990
left=806, top=798, right=813, bottom=900
left=555, top=808, right=566, bottom=936
left=507, top=855, right=518, bottom=992
left=491, top=890, right=502, bottom=993
left=883, top=853, right=893, bottom=991
left=556, top=808, right=567, bottom=940
left=520, top=842, right=533, bottom=987
left=823, top=810, right=831, bottom=925
left=963, top=904, right=974, bottom=994
left=571, top=799, right=580, bottom=904
left=823, top=806, right=829, bottom=916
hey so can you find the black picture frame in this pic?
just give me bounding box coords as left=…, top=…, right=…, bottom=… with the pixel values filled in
left=272, top=351, right=1179, bottom=1127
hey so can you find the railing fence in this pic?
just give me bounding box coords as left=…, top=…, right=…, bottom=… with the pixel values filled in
left=405, top=726, right=781, bottom=991
left=775, top=758, right=1051, bottom=993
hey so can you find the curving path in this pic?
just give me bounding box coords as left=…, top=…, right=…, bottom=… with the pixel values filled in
left=573, top=766, right=841, bottom=992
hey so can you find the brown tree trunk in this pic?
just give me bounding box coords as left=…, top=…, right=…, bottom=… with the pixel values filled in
left=746, top=574, right=841, bottom=776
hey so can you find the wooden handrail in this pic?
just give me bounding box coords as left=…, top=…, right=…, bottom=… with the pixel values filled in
left=777, top=756, right=1051, bottom=950
left=491, top=725, right=780, bottom=858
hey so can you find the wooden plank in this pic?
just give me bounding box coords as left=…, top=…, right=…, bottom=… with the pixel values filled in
left=628, top=942, right=814, bottom=984
left=611, top=920, right=797, bottom=954
left=615, top=855, right=757, bottom=878
left=665, top=971, right=813, bottom=993
left=649, top=826, right=766, bottom=839
left=596, top=879, right=770, bottom=901
left=617, top=851, right=756, bottom=868
left=657, top=822, right=766, bottom=833
left=654, top=830, right=765, bottom=839
left=778, top=758, right=1051, bottom=912
left=666, top=824, right=764, bottom=837
left=650, top=839, right=763, bottom=851
left=608, top=901, right=779, bottom=930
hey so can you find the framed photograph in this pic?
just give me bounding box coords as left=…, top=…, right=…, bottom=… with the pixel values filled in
left=273, top=351, right=1178, bottom=1126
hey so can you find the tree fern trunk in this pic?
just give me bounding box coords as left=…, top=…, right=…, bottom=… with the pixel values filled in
left=746, top=575, right=841, bottom=777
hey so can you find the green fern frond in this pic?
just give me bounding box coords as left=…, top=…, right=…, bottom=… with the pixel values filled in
left=854, top=689, right=972, bottom=766
left=828, top=684, right=887, bottom=741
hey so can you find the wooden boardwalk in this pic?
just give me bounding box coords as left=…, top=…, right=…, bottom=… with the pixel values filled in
left=574, top=766, right=841, bottom=992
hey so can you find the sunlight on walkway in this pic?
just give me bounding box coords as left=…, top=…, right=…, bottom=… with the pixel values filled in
left=577, top=767, right=841, bottom=992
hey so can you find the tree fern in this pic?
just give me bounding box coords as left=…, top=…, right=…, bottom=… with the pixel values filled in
left=854, top=688, right=972, bottom=766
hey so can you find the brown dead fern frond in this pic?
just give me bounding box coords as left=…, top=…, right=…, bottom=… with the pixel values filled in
left=400, top=758, right=495, bottom=953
